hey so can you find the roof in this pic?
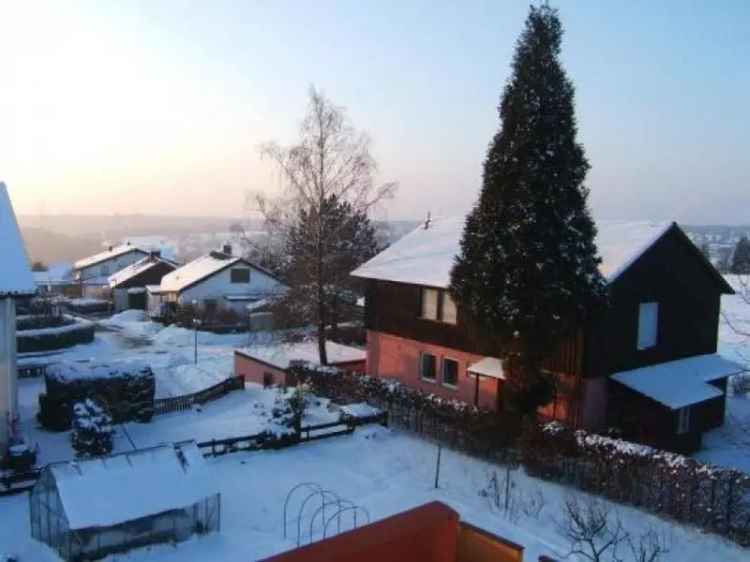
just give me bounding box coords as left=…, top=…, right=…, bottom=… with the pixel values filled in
left=467, top=357, right=505, bottom=380
left=611, top=354, right=745, bottom=410
left=108, top=255, right=179, bottom=288
left=0, top=183, right=36, bottom=296
left=74, top=243, right=147, bottom=271
left=160, top=252, right=283, bottom=294
left=351, top=217, right=679, bottom=288
left=47, top=441, right=215, bottom=530
left=236, top=341, right=366, bottom=370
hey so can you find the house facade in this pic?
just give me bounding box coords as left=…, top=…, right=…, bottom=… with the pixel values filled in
left=352, top=217, right=742, bottom=452
left=108, top=253, right=179, bottom=312
left=156, top=246, right=287, bottom=322
left=73, top=243, right=149, bottom=298
left=0, top=182, right=37, bottom=454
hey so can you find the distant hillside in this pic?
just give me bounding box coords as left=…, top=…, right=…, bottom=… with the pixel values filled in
left=20, top=227, right=102, bottom=266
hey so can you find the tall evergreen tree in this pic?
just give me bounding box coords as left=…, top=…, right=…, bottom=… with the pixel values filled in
left=731, top=236, right=750, bottom=274
left=450, top=4, right=606, bottom=417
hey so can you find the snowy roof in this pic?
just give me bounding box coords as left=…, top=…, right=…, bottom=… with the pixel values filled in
left=160, top=252, right=241, bottom=293
left=0, top=182, right=36, bottom=296
left=48, top=441, right=215, bottom=530
left=108, top=255, right=178, bottom=288
left=467, top=357, right=505, bottom=380
left=351, top=216, right=675, bottom=287
left=237, top=341, right=366, bottom=369
left=611, top=354, right=745, bottom=410
left=73, top=243, right=147, bottom=271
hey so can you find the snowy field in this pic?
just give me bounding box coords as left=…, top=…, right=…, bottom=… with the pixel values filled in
left=2, top=283, right=750, bottom=561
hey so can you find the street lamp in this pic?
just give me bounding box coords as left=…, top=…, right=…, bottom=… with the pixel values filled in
left=192, top=299, right=201, bottom=365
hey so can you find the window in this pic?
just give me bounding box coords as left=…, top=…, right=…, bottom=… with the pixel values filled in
left=231, top=268, right=250, bottom=283
left=442, top=293, right=458, bottom=325
left=420, top=288, right=458, bottom=324
left=420, top=352, right=437, bottom=381
left=442, top=358, right=459, bottom=387
left=637, top=302, right=659, bottom=350
left=676, top=407, right=691, bottom=434
left=421, top=288, right=439, bottom=320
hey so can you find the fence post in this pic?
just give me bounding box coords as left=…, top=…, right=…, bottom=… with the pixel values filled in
left=434, top=444, right=442, bottom=489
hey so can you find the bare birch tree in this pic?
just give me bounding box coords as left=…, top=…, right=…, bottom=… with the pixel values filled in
left=257, top=87, right=396, bottom=364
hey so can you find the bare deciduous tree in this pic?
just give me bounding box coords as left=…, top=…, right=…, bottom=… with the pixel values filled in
left=256, top=87, right=396, bottom=364
left=626, top=527, right=671, bottom=562
left=556, top=495, right=627, bottom=562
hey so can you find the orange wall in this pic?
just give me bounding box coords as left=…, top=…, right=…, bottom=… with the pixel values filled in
left=367, top=331, right=502, bottom=410
left=261, top=502, right=460, bottom=562
left=234, top=352, right=289, bottom=387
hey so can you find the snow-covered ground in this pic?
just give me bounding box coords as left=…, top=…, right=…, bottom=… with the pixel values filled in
left=3, top=287, right=750, bottom=561
left=695, top=275, right=750, bottom=472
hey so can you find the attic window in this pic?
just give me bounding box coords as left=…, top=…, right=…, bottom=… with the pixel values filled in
left=230, top=269, right=250, bottom=283
left=420, top=288, right=457, bottom=325
left=637, top=302, right=659, bottom=350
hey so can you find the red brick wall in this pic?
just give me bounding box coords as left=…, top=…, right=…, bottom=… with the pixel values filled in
left=367, top=330, right=502, bottom=410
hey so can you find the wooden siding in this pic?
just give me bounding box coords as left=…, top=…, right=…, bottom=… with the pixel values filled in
left=585, top=225, right=725, bottom=378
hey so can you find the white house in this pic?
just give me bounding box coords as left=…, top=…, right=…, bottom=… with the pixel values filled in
left=155, top=246, right=287, bottom=320
left=0, top=182, right=36, bottom=453
left=73, top=243, right=149, bottom=298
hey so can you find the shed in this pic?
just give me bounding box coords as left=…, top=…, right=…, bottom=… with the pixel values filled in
left=30, top=441, right=220, bottom=561
left=235, top=341, right=366, bottom=387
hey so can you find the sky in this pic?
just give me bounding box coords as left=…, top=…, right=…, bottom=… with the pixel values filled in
left=1, top=1, right=748, bottom=224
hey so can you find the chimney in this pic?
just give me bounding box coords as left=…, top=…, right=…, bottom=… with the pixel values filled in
left=222, top=244, right=232, bottom=256
left=108, top=245, right=113, bottom=252
left=423, top=211, right=432, bottom=230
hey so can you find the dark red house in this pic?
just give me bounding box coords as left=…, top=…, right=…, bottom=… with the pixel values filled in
left=352, top=218, right=743, bottom=452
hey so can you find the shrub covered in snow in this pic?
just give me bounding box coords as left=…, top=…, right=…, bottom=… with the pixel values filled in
left=16, top=315, right=95, bottom=353
left=522, top=422, right=750, bottom=546
left=71, top=398, right=114, bottom=458
left=39, top=360, right=155, bottom=430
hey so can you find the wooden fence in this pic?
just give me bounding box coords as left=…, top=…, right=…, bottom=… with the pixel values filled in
left=153, top=376, right=245, bottom=415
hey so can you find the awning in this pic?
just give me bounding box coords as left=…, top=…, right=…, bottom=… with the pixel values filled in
left=467, top=357, right=505, bottom=380
left=611, top=354, right=744, bottom=410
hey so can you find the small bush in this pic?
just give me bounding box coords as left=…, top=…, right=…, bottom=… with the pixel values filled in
left=71, top=398, right=114, bottom=458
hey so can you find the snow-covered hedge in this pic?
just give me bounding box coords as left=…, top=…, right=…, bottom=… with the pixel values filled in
left=71, top=398, right=114, bottom=458
left=521, top=422, right=750, bottom=545
left=38, top=360, right=155, bottom=430
left=17, top=315, right=95, bottom=353
left=66, top=298, right=110, bottom=314
left=287, top=363, right=515, bottom=451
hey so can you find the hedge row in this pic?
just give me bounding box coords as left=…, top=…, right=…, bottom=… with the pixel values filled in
left=17, top=318, right=95, bottom=353
left=522, top=422, right=750, bottom=546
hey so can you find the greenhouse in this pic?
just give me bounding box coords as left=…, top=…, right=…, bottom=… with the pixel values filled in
left=29, top=441, right=220, bottom=561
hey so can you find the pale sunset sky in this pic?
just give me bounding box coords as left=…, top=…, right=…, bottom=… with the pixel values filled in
left=1, top=1, right=748, bottom=223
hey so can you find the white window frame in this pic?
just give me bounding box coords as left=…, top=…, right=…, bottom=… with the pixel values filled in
left=420, top=352, right=437, bottom=382
left=441, top=357, right=459, bottom=389
left=637, top=302, right=659, bottom=350
left=421, top=288, right=439, bottom=321
left=676, top=406, right=691, bottom=435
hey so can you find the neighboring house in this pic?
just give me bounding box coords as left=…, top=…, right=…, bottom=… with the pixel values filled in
left=73, top=243, right=149, bottom=298
left=32, top=263, right=78, bottom=298
left=108, top=252, right=179, bottom=312
left=0, top=182, right=36, bottom=454
left=156, top=245, right=287, bottom=321
left=352, top=217, right=743, bottom=452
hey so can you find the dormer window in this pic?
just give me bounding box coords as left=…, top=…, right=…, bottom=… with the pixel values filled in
left=637, top=302, right=659, bottom=350
left=420, top=288, right=458, bottom=325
